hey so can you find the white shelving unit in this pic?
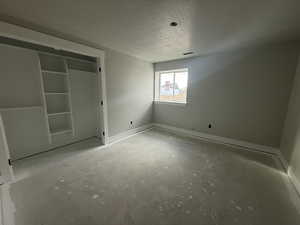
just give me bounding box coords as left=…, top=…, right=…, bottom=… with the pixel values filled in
left=48, top=112, right=71, bottom=116
left=0, top=106, right=43, bottom=111
left=38, top=53, right=75, bottom=143
left=45, top=92, right=68, bottom=95
left=41, top=70, right=68, bottom=76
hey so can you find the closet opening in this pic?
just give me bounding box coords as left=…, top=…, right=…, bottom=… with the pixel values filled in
left=0, top=35, right=107, bottom=182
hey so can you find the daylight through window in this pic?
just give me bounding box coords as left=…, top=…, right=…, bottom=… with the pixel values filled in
left=159, top=69, right=188, bottom=103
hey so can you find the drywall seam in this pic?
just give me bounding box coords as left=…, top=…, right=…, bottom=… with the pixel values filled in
left=108, top=123, right=154, bottom=145
left=153, top=123, right=280, bottom=155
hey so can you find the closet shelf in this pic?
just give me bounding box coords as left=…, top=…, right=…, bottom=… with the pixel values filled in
left=45, top=92, right=69, bottom=95
left=0, top=106, right=43, bottom=111
left=50, top=128, right=73, bottom=136
left=42, top=70, right=68, bottom=76
left=48, top=112, right=71, bottom=116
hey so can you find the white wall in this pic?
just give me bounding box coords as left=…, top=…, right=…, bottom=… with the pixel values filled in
left=105, top=49, right=153, bottom=137
left=281, top=55, right=300, bottom=184
left=154, top=44, right=299, bottom=147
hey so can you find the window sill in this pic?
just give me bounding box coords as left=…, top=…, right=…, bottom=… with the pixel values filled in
left=154, top=101, right=187, bottom=106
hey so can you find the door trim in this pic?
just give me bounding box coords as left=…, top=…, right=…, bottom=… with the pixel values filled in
left=0, top=114, right=14, bottom=183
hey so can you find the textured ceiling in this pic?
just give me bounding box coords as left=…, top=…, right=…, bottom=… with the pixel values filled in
left=0, top=0, right=299, bottom=62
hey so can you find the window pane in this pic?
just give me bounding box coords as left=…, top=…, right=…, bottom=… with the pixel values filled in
left=174, top=71, right=188, bottom=103
left=159, top=73, right=174, bottom=102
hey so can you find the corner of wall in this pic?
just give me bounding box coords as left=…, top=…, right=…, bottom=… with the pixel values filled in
left=279, top=51, right=300, bottom=150
left=278, top=50, right=300, bottom=196
left=288, top=167, right=300, bottom=196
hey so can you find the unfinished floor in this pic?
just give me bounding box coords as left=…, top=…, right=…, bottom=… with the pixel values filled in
left=2, top=129, right=300, bottom=225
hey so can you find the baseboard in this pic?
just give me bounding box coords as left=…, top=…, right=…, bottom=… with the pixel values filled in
left=107, top=122, right=299, bottom=197
left=152, top=123, right=300, bottom=197
left=153, top=123, right=280, bottom=155
left=108, top=123, right=154, bottom=145
left=12, top=136, right=99, bottom=162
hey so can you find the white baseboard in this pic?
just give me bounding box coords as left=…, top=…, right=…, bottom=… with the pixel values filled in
left=153, top=123, right=280, bottom=155
left=153, top=123, right=300, bottom=197
left=108, top=123, right=154, bottom=145
left=107, top=122, right=300, bottom=197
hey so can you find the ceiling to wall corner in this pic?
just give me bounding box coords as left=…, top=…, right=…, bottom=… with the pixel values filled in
left=0, top=0, right=299, bottom=62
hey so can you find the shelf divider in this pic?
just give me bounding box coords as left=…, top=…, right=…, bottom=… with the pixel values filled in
left=0, top=106, right=43, bottom=111
left=44, top=92, right=69, bottom=95
left=42, top=70, right=68, bottom=76
left=50, top=128, right=73, bottom=136
left=47, top=112, right=71, bottom=116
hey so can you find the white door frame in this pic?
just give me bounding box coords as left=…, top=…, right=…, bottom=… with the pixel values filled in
left=0, top=21, right=109, bottom=145
left=0, top=114, right=14, bottom=184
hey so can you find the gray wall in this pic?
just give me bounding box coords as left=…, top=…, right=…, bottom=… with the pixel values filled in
left=281, top=55, right=300, bottom=182
left=0, top=41, right=154, bottom=158
left=105, top=49, right=153, bottom=137
left=154, top=44, right=299, bottom=147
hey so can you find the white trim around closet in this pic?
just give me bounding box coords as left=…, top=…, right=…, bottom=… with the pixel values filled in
left=0, top=21, right=109, bottom=145
left=0, top=114, right=14, bottom=184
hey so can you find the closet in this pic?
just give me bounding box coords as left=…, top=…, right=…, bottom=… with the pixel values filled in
left=0, top=40, right=103, bottom=160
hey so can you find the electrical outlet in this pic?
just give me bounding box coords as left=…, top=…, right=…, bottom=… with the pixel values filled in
left=208, top=124, right=212, bottom=128
left=130, top=121, right=133, bottom=125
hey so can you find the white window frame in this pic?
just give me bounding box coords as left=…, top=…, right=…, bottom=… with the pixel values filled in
left=155, top=68, right=188, bottom=105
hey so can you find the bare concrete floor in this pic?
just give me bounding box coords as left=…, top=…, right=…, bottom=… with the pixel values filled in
left=2, top=129, right=300, bottom=225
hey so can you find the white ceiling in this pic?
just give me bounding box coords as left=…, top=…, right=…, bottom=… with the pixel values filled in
left=0, top=0, right=299, bottom=62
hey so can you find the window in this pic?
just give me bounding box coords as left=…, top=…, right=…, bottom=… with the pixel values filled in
left=158, top=69, right=188, bottom=103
